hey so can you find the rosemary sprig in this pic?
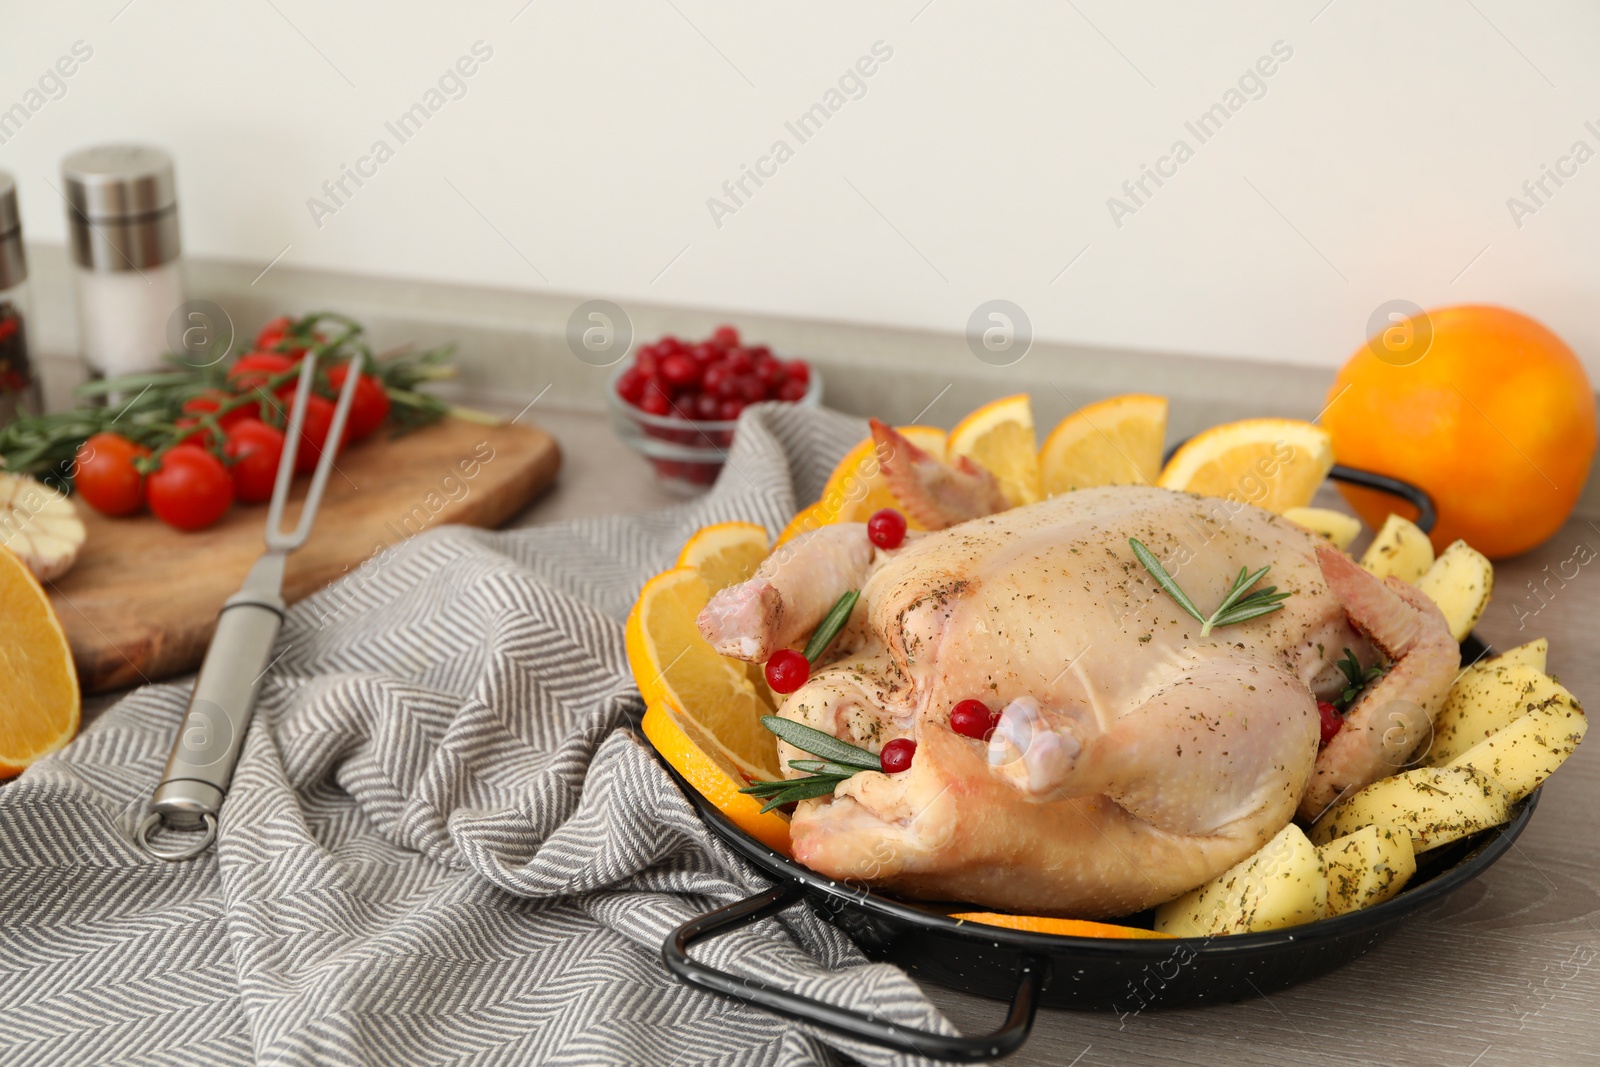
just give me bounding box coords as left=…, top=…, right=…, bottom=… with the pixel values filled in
left=803, top=590, right=859, bottom=663
left=1129, top=537, right=1292, bottom=636
left=1332, top=647, right=1388, bottom=711
left=739, top=715, right=882, bottom=812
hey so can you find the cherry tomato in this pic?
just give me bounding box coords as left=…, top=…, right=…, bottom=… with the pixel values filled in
left=227, top=352, right=297, bottom=392
left=292, top=394, right=340, bottom=473
left=147, top=444, right=233, bottom=530
left=764, top=649, right=810, bottom=694
left=255, top=315, right=310, bottom=360
left=880, top=738, right=917, bottom=773
left=172, top=417, right=217, bottom=450
left=182, top=391, right=254, bottom=431
left=949, top=698, right=998, bottom=741
left=867, top=508, right=907, bottom=549
left=326, top=364, right=391, bottom=441
left=73, top=432, right=149, bottom=516
left=224, top=420, right=286, bottom=504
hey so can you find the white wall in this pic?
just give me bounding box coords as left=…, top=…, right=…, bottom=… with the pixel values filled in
left=3, top=0, right=1599, bottom=376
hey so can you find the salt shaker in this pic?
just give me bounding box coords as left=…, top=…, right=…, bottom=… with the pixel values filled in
left=62, top=144, right=185, bottom=379
left=0, top=171, right=41, bottom=428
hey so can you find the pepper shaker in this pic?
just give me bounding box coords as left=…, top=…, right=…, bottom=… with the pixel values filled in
left=62, top=144, right=185, bottom=380
left=0, top=172, right=40, bottom=429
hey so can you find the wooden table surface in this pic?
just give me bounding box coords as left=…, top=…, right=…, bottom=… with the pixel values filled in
left=81, top=406, right=1598, bottom=1067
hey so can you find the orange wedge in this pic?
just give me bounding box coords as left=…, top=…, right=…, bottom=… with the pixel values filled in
left=676, top=521, right=771, bottom=592
left=776, top=425, right=948, bottom=545
left=625, top=566, right=779, bottom=774
left=642, top=699, right=791, bottom=854
left=0, top=545, right=80, bottom=777
left=1157, top=418, right=1333, bottom=514
left=947, top=394, right=1041, bottom=506
left=950, top=911, right=1173, bottom=939
left=1039, top=394, right=1167, bottom=496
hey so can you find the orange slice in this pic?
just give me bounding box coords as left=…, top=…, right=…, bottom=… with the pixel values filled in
left=947, top=394, right=1041, bottom=506
left=1039, top=394, right=1167, bottom=496
left=0, top=545, right=80, bottom=777
left=1157, top=418, right=1333, bottom=514
left=642, top=699, right=791, bottom=854
left=625, top=566, right=778, bottom=774
left=949, top=911, right=1173, bottom=939
left=676, top=521, right=771, bottom=592
left=777, top=425, right=948, bottom=545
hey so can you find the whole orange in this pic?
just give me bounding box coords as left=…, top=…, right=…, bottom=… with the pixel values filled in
left=1325, top=304, right=1595, bottom=559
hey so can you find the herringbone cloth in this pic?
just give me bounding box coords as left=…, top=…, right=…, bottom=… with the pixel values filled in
left=0, top=404, right=965, bottom=1066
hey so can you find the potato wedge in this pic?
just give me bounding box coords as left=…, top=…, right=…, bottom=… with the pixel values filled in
left=1309, top=764, right=1512, bottom=851
left=1465, top=637, right=1547, bottom=676
left=1415, top=539, right=1493, bottom=641
left=1446, top=686, right=1585, bottom=801
left=1317, top=824, right=1416, bottom=916
left=1284, top=507, right=1362, bottom=550
left=1154, top=824, right=1327, bottom=937
left=1429, top=664, right=1567, bottom=766
left=1360, top=514, right=1434, bottom=583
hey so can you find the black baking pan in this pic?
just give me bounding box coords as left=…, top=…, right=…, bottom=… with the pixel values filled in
left=657, top=465, right=1538, bottom=1061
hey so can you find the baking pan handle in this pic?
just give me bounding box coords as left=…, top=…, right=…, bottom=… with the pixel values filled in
left=1327, top=464, right=1437, bottom=534
left=664, top=884, right=1044, bottom=1062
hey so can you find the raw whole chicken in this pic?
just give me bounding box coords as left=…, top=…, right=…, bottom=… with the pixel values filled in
left=698, top=424, right=1458, bottom=917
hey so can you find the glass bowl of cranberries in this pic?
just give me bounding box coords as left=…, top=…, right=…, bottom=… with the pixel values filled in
left=608, top=325, right=821, bottom=493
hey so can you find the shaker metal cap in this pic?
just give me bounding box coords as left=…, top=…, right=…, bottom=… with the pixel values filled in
left=0, top=171, right=26, bottom=290
left=61, top=144, right=180, bottom=271
left=0, top=171, right=19, bottom=236
left=62, top=144, right=177, bottom=220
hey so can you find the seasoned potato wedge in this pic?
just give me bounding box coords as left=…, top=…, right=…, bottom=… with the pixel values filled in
left=1318, top=824, right=1416, bottom=916
left=1415, top=539, right=1494, bottom=641
left=1284, top=507, right=1362, bottom=550
left=1309, top=765, right=1512, bottom=851
left=1360, top=514, right=1435, bottom=583
left=1465, top=637, right=1547, bottom=675
left=1446, top=686, right=1585, bottom=801
left=1154, top=824, right=1327, bottom=937
left=1429, top=664, right=1567, bottom=766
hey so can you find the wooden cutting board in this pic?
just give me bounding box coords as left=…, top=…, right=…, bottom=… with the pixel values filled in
left=50, top=416, right=560, bottom=694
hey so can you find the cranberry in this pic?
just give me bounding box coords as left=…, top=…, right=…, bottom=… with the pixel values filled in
left=867, top=508, right=908, bottom=549
left=660, top=353, right=700, bottom=388
left=657, top=336, right=684, bottom=356
left=949, top=698, right=999, bottom=740
left=635, top=350, right=659, bottom=376
left=703, top=363, right=733, bottom=394
left=1317, top=700, right=1342, bottom=746
left=765, top=649, right=810, bottom=694
left=718, top=399, right=746, bottom=421
left=783, top=360, right=811, bottom=386
left=712, top=373, right=743, bottom=401
left=692, top=393, right=720, bottom=420
left=616, top=366, right=647, bottom=403
left=757, top=358, right=786, bottom=389
left=639, top=387, right=671, bottom=416
left=713, top=325, right=740, bottom=348
left=737, top=375, right=766, bottom=403
left=777, top=379, right=808, bottom=402
left=725, top=349, right=754, bottom=374
left=880, top=738, right=917, bottom=773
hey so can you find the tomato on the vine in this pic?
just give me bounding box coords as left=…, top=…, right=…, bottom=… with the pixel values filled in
left=292, top=395, right=342, bottom=473
left=224, top=420, right=286, bottom=503
left=327, top=364, right=390, bottom=441
left=182, top=390, right=254, bottom=431
left=173, top=417, right=217, bottom=450
left=73, top=432, right=149, bottom=516
left=147, top=444, right=234, bottom=530
left=227, top=352, right=296, bottom=391
left=255, top=316, right=311, bottom=360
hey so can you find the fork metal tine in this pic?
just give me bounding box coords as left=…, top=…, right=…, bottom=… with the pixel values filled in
left=263, top=350, right=363, bottom=551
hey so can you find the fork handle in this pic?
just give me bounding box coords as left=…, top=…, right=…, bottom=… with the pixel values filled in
left=149, top=594, right=284, bottom=831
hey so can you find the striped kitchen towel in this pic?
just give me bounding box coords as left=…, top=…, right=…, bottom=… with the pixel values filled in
left=0, top=403, right=964, bottom=1067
